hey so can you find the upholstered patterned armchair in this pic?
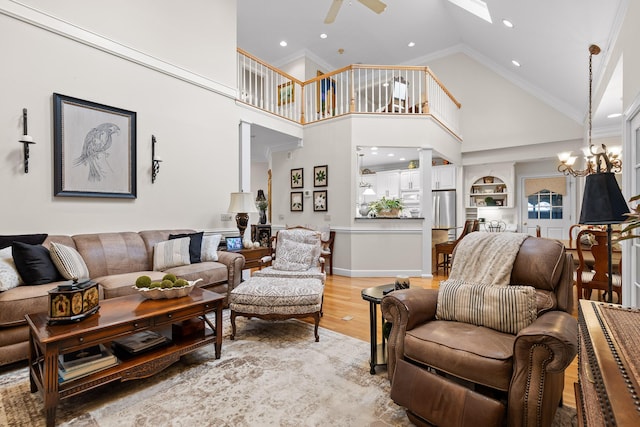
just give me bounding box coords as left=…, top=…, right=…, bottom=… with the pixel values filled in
left=381, top=235, right=577, bottom=427
left=252, top=228, right=326, bottom=284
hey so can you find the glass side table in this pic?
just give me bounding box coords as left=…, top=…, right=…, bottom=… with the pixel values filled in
left=361, top=283, right=395, bottom=374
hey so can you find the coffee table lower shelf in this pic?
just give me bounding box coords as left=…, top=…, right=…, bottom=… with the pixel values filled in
left=26, top=287, right=224, bottom=427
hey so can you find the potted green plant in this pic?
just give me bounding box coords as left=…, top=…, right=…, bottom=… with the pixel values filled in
left=369, top=197, right=404, bottom=217
left=619, top=194, right=640, bottom=241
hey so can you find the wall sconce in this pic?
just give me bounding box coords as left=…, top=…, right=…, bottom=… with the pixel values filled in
left=19, top=108, right=35, bottom=173
left=151, top=135, right=162, bottom=183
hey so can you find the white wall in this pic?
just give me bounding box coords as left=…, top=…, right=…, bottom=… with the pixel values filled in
left=0, top=1, right=240, bottom=235
left=428, top=53, right=585, bottom=153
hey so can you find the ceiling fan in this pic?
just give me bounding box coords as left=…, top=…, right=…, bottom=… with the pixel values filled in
left=324, top=0, right=387, bottom=24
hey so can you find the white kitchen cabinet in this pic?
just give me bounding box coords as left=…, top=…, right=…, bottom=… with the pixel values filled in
left=376, top=170, right=400, bottom=198
left=432, top=165, right=456, bottom=190
left=400, top=169, right=421, bottom=190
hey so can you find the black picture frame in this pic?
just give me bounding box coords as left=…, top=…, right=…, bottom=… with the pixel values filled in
left=53, top=93, right=137, bottom=198
left=225, top=236, right=243, bottom=251
left=291, top=192, right=303, bottom=211
left=251, top=224, right=272, bottom=247
left=314, top=165, right=328, bottom=187
left=291, top=168, right=303, bottom=188
left=313, top=190, right=328, bottom=212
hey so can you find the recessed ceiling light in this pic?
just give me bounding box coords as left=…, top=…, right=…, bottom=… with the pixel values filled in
left=399, top=157, right=406, bottom=161
left=408, top=42, right=415, bottom=47
left=607, top=113, right=622, bottom=118
left=320, top=33, right=327, bottom=39
left=371, top=147, right=378, bottom=151
left=279, top=41, right=287, bottom=47
left=387, top=153, right=395, bottom=157
left=502, top=19, right=514, bottom=28
left=511, top=60, right=521, bottom=67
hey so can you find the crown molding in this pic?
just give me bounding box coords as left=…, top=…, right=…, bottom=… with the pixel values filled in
left=0, top=0, right=236, bottom=98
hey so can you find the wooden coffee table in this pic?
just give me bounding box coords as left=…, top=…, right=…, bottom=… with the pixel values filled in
left=25, top=287, right=224, bottom=427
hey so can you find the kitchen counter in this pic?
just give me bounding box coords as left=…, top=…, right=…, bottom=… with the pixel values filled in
left=355, top=217, right=424, bottom=220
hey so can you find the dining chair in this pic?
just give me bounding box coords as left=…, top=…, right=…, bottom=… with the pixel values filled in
left=434, top=220, right=479, bottom=275
left=486, top=220, right=506, bottom=232
left=575, top=229, right=622, bottom=304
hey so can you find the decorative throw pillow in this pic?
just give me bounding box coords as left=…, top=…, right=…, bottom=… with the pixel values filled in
left=0, top=233, right=48, bottom=250
left=169, top=232, right=204, bottom=263
left=0, top=247, right=22, bottom=292
left=49, top=242, right=90, bottom=281
left=273, top=239, right=317, bottom=271
left=153, top=237, right=191, bottom=271
left=201, top=234, right=222, bottom=262
left=11, top=241, right=62, bottom=285
left=436, top=279, right=538, bottom=335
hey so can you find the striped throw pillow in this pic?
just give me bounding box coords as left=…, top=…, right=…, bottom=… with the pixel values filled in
left=436, top=279, right=537, bottom=335
left=49, top=242, right=90, bottom=281
left=153, top=237, right=191, bottom=271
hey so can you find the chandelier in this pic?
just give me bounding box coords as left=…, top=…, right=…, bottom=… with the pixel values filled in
left=557, top=45, right=622, bottom=177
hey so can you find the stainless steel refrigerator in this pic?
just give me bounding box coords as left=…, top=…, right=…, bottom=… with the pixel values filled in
left=432, top=189, right=456, bottom=229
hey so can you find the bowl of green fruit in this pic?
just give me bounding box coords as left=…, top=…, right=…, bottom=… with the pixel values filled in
left=133, top=274, right=202, bottom=300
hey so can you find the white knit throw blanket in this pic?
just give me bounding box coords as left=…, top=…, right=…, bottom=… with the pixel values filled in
left=448, top=232, right=530, bottom=285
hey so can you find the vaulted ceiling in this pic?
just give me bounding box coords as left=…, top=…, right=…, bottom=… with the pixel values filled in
left=238, top=0, right=625, bottom=135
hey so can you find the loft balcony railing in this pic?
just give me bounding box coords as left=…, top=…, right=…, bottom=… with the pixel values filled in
left=237, top=48, right=462, bottom=139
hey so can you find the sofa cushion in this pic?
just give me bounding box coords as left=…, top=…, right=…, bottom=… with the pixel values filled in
left=139, top=229, right=197, bottom=268
left=169, top=231, right=204, bottom=263
left=0, top=279, right=69, bottom=327
left=201, top=234, right=222, bottom=262
left=404, top=320, right=515, bottom=391
left=49, top=242, right=90, bottom=281
left=163, top=261, right=228, bottom=286
left=0, top=247, right=22, bottom=292
left=94, top=271, right=166, bottom=299
left=0, top=234, right=47, bottom=250
left=12, top=242, right=62, bottom=285
left=72, top=232, right=150, bottom=278
left=436, top=280, right=537, bottom=335
left=153, top=238, right=191, bottom=271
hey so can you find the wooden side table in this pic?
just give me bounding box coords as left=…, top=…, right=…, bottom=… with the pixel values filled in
left=361, top=284, right=394, bottom=374
left=234, top=246, right=271, bottom=270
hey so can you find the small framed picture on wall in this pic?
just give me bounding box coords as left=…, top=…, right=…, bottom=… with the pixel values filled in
left=313, top=190, right=327, bottom=212
left=314, top=165, right=328, bottom=187
left=291, top=168, right=303, bottom=188
left=291, top=192, right=303, bottom=211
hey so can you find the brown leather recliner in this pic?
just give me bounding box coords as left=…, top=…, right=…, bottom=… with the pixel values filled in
left=381, top=237, right=577, bottom=427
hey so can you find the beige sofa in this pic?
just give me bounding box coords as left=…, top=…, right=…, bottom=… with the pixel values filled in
left=0, top=229, right=244, bottom=367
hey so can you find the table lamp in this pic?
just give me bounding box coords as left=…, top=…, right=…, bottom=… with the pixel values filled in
left=579, top=172, right=629, bottom=303
left=228, top=191, right=257, bottom=240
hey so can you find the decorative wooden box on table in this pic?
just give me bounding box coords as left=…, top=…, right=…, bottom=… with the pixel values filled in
left=575, top=300, right=640, bottom=426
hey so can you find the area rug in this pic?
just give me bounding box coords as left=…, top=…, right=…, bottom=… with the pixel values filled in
left=0, top=312, right=577, bottom=426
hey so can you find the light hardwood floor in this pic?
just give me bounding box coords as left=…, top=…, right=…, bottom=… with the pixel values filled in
left=311, top=274, right=578, bottom=409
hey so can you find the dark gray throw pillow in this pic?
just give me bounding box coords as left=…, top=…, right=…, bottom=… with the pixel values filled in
left=0, top=233, right=48, bottom=250
left=12, top=241, right=63, bottom=285
left=169, top=232, right=204, bottom=263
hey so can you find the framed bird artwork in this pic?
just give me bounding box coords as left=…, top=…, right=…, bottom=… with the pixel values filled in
left=53, top=93, right=137, bottom=198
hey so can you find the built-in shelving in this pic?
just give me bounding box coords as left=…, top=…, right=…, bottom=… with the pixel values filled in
left=468, top=176, right=508, bottom=207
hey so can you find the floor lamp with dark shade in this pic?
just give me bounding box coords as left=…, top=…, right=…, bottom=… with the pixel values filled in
left=228, top=192, right=257, bottom=241
left=579, top=172, right=629, bottom=303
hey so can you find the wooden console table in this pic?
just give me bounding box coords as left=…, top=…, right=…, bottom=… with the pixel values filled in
left=575, top=300, right=640, bottom=426
left=26, top=287, right=224, bottom=427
